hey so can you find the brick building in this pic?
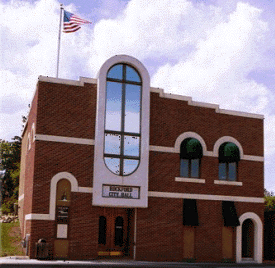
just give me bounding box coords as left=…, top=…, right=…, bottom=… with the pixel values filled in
left=19, top=55, right=264, bottom=263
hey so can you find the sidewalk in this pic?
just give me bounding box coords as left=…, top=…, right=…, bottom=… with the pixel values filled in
left=1, top=256, right=275, bottom=268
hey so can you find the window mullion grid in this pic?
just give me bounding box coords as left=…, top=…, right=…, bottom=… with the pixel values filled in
left=188, top=159, right=192, bottom=178
left=119, top=65, right=127, bottom=176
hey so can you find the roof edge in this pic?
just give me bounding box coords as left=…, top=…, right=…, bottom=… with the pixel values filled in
left=151, top=87, right=264, bottom=120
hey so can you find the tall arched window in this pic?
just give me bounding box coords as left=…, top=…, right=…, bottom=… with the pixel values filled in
left=219, top=142, right=240, bottom=181
left=180, top=138, right=202, bottom=178
left=104, top=64, right=142, bottom=176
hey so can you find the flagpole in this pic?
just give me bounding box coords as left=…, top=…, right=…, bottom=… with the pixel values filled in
left=56, top=4, right=63, bottom=78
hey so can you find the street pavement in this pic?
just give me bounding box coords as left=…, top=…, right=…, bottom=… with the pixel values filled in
left=1, top=257, right=275, bottom=268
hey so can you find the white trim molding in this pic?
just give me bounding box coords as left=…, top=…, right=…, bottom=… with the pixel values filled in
left=214, top=180, right=243, bottom=186
left=38, top=75, right=97, bottom=86
left=33, top=134, right=263, bottom=162
left=25, top=172, right=82, bottom=222
left=213, top=136, right=244, bottom=158
left=78, top=186, right=93, bottom=193
left=150, top=87, right=264, bottom=120
left=148, top=191, right=264, bottom=203
left=174, top=132, right=207, bottom=155
left=35, top=134, right=94, bottom=146
left=175, top=177, right=205, bottom=184
left=236, top=212, right=263, bottom=263
left=37, top=78, right=264, bottom=120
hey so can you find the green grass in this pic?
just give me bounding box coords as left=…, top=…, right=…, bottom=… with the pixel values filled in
left=0, top=221, right=25, bottom=257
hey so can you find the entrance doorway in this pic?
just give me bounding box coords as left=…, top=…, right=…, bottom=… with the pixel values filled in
left=242, top=219, right=254, bottom=258
left=98, top=208, right=133, bottom=257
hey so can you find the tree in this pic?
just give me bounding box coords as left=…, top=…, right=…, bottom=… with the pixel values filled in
left=0, top=136, right=21, bottom=214
left=264, top=188, right=275, bottom=212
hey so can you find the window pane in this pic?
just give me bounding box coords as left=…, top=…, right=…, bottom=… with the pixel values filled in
left=191, top=159, right=199, bottom=178
left=219, top=163, right=227, bottom=180
left=124, top=135, right=139, bottom=157
left=123, top=159, right=139, bottom=175
left=104, top=133, right=121, bottom=155
left=105, top=82, right=122, bottom=131
left=180, top=159, right=189, bottom=177
left=126, top=65, right=141, bottom=82
left=104, top=157, right=120, bottom=175
left=228, top=162, right=237, bottom=181
left=115, top=217, right=124, bottom=246
left=107, top=64, right=123, bottom=80
left=125, top=84, right=141, bottom=133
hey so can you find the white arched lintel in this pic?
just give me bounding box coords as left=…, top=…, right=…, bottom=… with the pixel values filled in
left=49, top=172, right=78, bottom=220
left=236, top=212, right=263, bottom=263
left=174, top=132, right=207, bottom=155
left=213, top=136, right=244, bottom=159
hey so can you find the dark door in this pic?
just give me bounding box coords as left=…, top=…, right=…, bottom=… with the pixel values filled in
left=242, top=219, right=254, bottom=258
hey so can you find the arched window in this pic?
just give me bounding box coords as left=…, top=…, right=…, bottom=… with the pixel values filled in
left=180, top=138, right=202, bottom=178
left=219, top=142, right=240, bottom=181
left=104, top=64, right=142, bottom=176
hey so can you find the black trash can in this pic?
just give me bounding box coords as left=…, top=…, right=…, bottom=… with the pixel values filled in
left=35, top=239, right=49, bottom=260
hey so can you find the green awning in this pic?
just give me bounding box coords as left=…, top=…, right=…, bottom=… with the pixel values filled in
left=222, top=201, right=240, bottom=227
left=183, top=199, right=199, bottom=226
left=219, top=142, right=240, bottom=162
left=180, top=138, right=203, bottom=159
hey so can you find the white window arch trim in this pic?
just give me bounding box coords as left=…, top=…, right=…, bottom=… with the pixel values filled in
left=174, top=132, right=207, bottom=155
left=213, top=136, right=244, bottom=159
left=236, top=212, right=263, bottom=263
left=24, top=172, right=92, bottom=225
left=93, top=55, right=150, bottom=208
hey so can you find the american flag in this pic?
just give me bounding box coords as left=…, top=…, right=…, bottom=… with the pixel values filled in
left=63, top=10, right=91, bottom=33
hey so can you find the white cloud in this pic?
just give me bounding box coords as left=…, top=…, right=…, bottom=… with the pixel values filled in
left=152, top=2, right=270, bottom=113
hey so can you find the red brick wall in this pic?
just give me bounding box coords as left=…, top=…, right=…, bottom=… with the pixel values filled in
left=32, top=141, right=94, bottom=214
left=136, top=197, right=264, bottom=262
left=150, top=92, right=264, bottom=157
left=36, top=81, right=97, bottom=139
left=149, top=152, right=264, bottom=198
left=19, top=86, right=39, bottom=237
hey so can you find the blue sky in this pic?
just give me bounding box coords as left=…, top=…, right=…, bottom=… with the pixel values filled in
left=1, top=0, right=275, bottom=192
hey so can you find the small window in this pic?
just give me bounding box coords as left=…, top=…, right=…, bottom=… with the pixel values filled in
left=114, top=216, right=124, bottom=247
left=180, top=138, right=202, bottom=178
left=219, top=142, right=240, bottom=181
left=98, top=216, right=107, bottom=245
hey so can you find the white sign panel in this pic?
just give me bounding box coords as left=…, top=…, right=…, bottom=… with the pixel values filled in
left=102, top=185, right=140, bottom=199
left=57, top=224, right=68, bottom=239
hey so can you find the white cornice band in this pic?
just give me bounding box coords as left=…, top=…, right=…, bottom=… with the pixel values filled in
left=25, top=189, right=264, bottom=222
left=150, top=87, right=264, bottom=119
left=34, top=134, right=263, bottom=162
left=148, top=191, right=264, bottom=203
left=35, top=134, right=94, bottom=145
left=38, top=76, right=97, bottom=86
left=150, top=145, right=264, bottom=162
left=38, top=76, right=264, bottom=120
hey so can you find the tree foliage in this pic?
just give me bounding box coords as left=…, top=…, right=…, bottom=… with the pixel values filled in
left=0, top=136, right=21, bottom=214
left=264, top=188, right=275, bottom=212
